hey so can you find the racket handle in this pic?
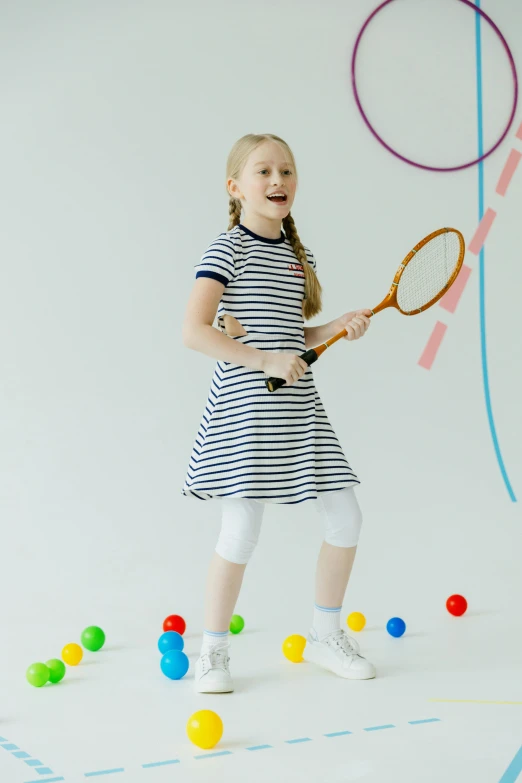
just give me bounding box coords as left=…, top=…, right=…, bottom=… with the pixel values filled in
left=265, top=349, right=319, bottom=393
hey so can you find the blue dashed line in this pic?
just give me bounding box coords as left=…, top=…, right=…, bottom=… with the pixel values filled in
left=324, top=730, right=352, bottom=738
left=7, top=717, right=440, bottom=779
left=1, top=734, right=59, bottom=779
left=194, top=751, right=233, bottom=760
left=363, top=724, right=396, bottom=732
left=24, top=779, right=64, bottom=783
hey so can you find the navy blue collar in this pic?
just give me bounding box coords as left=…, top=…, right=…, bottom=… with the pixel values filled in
left=238, top=223, right=286, bottom=244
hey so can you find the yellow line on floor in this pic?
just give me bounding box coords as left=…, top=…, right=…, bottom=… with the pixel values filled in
left=429, top=699, right=522, bottom=705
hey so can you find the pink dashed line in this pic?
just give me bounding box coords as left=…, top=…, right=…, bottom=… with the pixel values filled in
left=495, top=148, right=522, bottom=196
left=468, top=208, right=497, bottom=255
left=419, top=119, right=522, bottom=370
left=439, top=264, right=472, bottom=314
left=418, top=322, right=447, bottom=370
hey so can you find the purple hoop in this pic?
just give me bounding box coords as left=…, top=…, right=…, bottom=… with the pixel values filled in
left=351, top=0, right=519, bottom=172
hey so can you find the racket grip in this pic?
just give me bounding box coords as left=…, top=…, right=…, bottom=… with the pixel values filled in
left=265, top=349, right=319, bottom=393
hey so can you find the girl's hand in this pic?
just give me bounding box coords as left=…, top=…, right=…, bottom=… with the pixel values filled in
left=337, top=309, right=372, bottom=341
left=261, top=351, right=309, bottom=386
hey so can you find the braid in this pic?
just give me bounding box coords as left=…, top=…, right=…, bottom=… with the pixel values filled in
left=227, top=197, right=242, bottom=231
left=225, top=134, right=322, bottom=320
left=225, top=197, right=322, bottom=319
left=283, top=213, right=322, bottom=319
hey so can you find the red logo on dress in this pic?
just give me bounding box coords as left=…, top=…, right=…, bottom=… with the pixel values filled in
left=288, top=263, right=305, bottom=278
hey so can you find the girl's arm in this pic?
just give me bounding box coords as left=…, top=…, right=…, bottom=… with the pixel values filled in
left=182, top=277, right=268, bottom=371
left=303, top=317, right=343, bottom=348
left=304, top=310, right=372, bottom=348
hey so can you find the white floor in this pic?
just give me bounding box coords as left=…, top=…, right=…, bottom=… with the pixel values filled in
left=2, top=608, right=522, bottom=783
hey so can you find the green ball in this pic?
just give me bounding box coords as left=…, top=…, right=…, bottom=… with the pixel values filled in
left=81, top=626, right=106, bottom=652
left=46, top=658, right=66, bottom=684
left=26, top=663, right=50, bottom=688
left=230, top=614, right=245, bottom=634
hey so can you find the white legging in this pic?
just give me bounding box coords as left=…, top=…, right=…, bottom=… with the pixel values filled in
left=215, top=486, right=363, bottom=565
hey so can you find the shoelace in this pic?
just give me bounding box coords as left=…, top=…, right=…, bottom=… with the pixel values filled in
left=201, top=646, right=230, bottom=674
left=326, top=629, right=361, bottom=658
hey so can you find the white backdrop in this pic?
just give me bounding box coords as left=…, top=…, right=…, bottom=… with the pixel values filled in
left=2, top=0, right=521, bottom=661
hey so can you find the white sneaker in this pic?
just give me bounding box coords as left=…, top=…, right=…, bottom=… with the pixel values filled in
left=194, top=643, right=234, bottom=693
left=303, top=628, right=376, bottom=680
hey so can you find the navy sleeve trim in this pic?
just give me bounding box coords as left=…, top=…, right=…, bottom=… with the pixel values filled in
left=196, top=270, right=229, bottom=287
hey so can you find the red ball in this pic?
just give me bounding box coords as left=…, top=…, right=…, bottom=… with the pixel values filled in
left=446, top=594, right=467, bottom=617
left=163, top=614, right=186, bottom=635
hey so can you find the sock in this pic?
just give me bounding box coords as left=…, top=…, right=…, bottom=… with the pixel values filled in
left=312, top=603, right=342, bottom=640
left=201, top=629, right=229, bottom=654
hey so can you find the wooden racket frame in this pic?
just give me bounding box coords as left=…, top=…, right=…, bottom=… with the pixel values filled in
left=265, top=227, right=465, bottom=392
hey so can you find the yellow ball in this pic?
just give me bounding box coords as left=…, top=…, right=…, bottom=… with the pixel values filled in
left=347, top=612, right=366, bottom=632
left=186, top=710, right=223, bottom=750
left=62, top=643, right=83, bottom=666
left=282, top=634, right=306, bottom=663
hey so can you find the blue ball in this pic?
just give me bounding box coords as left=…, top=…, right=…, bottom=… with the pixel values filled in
left=386, top=617, right=406, bottom=638
left=160, top=650, right=189, bottom=680
left=158, top=631, right=184, bottom=655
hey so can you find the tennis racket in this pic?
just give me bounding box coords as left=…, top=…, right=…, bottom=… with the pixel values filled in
left=265, top=227, right=466, bottom=393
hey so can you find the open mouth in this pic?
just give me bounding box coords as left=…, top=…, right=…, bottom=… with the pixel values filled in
left=267, top=194, right=287, bottom=204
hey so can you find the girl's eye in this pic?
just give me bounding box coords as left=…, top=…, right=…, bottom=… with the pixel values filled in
left=259, top=169, right=292, bottom=175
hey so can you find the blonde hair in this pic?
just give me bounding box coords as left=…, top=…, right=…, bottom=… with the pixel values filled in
left=225, top=133, right=322, bottom=320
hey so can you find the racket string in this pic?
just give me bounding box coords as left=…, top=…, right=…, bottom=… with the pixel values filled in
left=396, top=231, right=462, bottom=313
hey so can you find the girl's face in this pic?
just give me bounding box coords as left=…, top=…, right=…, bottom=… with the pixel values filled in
left=228, top=141, right=297, bottom=226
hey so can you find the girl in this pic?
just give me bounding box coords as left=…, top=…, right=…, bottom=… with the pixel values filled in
left=181, top=133, right=374, bottom=693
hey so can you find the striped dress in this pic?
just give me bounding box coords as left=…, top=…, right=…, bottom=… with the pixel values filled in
left=181, top=223, right=360, bottom=504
